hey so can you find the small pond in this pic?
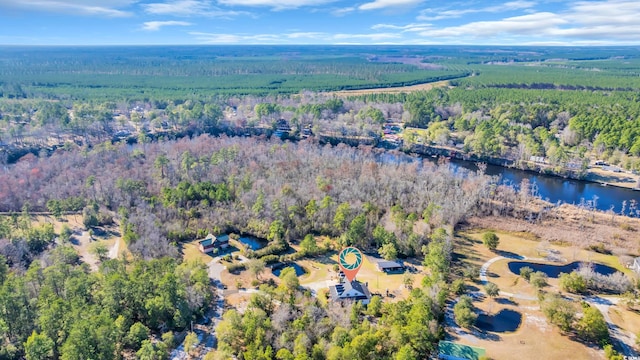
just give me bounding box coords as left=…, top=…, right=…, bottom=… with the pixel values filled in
left=507, top=261, right=618, bottom=278
left=238, top=236, right=267, bottom=250
left=272, top=262, right=305, bottom=277
left=476, top=309, right=522, bottom=333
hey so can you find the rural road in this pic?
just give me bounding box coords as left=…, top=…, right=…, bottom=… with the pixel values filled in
left=585, top=296, right=638, bottom=358
left=108, top=238, right=120, bottom=259
left=480, top=255, right=536, bottom=301
left=170, top=257, right=226, bottom=360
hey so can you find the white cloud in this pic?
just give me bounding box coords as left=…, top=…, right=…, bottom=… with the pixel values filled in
left=0, top=0, right=136, bottom=17
left=142, top=21, right=192, bottom=31
left=359, top=0, right=424, bottom=11
left=372, top=22, right=432, bottom=32
left=144, top=0, right=250, bottom=17
left=189, top=31, right=282, bottom=43
left=331, top=6, right=355, bottom=16
left=332, top=33, right=401, bottom=41
left=565, top=0, right=640, bottom=26
left=216, top=0, right=337, bottom=10
left=189, top=30, right=402, bottom=44
left=414, top=0, right=640, bottom=43
left=287, top=32, right=327, bottom=39
left=419, top=12, right=566, bottom=38
left=418, top=1, right=536, bottom=21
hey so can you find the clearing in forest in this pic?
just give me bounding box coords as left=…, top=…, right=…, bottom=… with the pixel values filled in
left=329, top=80, right=451, bottom=96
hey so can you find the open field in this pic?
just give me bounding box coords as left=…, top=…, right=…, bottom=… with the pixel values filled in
left=32, top=215, right=127, bottom=269
left=466, top=206, right=640, bottom=254
left=586, top=167, right=640, bottom=189
left=451, top=228, right=639, bottom=359
left=297, top=252, right=425, bottom=299
left=329, top=79, right=451, bottom=96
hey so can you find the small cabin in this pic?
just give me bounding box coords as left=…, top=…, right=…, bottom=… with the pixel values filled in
left=376, top=260, right=405, bottom=274
left=198, top=234, right=229, bottom=254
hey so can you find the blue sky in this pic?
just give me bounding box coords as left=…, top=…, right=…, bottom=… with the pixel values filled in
left=0, top=0, right=639, bottom=45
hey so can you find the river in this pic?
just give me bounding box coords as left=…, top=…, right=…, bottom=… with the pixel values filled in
left=379, top=152, right=640, bottom=214
left=452, top=159, right=640, bottom=215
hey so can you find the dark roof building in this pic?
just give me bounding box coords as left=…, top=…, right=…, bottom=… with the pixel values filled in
left=376, top=260, right=404, bottom=273
left=329, top=280, right=372, bottom=305
left=198, top=234, right=230, bottom=254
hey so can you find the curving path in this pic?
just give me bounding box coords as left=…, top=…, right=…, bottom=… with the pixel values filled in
left=479, top=255, right=536, bottom=301
left=480, top=256, right=638, bottom=358
left=585, top=296, right=638, bottom=358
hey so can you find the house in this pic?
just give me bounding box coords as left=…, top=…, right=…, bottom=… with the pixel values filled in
left=376, top=260, right=405, bottom=274
left=529, top=156, right=546, bottom=164
left=630, top=257, right=640, bottom=274
left=329, top=280, right=372, bottom=305
left=198, top=234, right=229, bottom=254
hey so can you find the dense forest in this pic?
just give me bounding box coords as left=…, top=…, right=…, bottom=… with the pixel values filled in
left=0, top=135, right=635, bottom=359
left=0, top=248, right=211, bottom=359
left=1, top=46, right=640, bottom=359
left=2, top=46, right=640, bottom=176
left=0, top=136, right=494, bottom=259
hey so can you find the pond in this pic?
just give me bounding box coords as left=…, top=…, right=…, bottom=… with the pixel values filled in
left=507, top=261, right=619, bottom=278
left=272, top=262, right=305, bottom=277
left=238, top=236, right=267, bottom=250
left=476, top=309, right=522, bottom=333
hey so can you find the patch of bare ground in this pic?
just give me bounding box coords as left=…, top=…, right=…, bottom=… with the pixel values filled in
left=451, top=228, right=622, bottom=359
left=220, top=267, right=279, bottom=291
left=467, top=205, right=640, bottom=255
left=329, top=80, right=451, bottom=96
left=34, top=215, right=126, bottom=269
left=586, top=167, right=640, bottom=189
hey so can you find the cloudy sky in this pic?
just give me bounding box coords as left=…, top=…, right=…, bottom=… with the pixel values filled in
left=0, top=0, right=638, bottom=45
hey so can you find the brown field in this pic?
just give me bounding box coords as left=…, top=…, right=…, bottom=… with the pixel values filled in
left=329, top=80, right=451, bottom=96
left=466, top=205, right=640, bottom=254
left=458, top=294, right=602, bottom=360
left=451, top=228, right=639, bottom=360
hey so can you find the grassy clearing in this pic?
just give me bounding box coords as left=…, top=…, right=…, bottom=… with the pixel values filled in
left=330, top=80, right=450, bottom=96
left=298, top=252, right=424, bottom=299
left=609, top=306, right=640, bottom=339
left=31, top=214, right=128, bottom=268
left=451, top=228, right=631, bottom=360
left=463, top=229, right=629, bottom=273
left=182, top=239, right=217, bottom=264
left=586, top=167, right=639, bottom=189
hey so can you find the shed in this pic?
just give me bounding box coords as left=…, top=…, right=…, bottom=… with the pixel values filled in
left=376, top=260, right=404, bottom=273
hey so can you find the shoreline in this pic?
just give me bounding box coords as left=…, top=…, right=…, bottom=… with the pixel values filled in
left=404, top=142, right=639, bottom=191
